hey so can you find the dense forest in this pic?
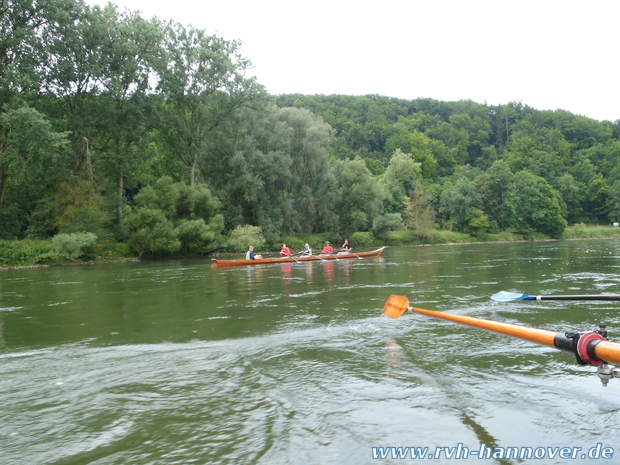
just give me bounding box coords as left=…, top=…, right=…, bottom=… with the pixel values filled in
left=2, top=0, right=620, bottom=260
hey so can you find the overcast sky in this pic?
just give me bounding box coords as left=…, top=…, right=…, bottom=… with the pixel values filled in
left=87, top=0, right=619, bottom=122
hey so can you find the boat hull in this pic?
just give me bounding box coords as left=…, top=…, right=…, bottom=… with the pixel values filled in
left=211, top=247, right=385, bottom=268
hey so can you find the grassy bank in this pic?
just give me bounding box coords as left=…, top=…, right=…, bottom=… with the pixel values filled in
left=3, top=224, right=620, bottom=269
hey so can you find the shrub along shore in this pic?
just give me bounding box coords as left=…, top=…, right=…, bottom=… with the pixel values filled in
left=1, top=224, right=620, bottom=271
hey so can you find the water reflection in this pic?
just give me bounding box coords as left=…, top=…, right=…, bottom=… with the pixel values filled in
left=245, top=265, right=265, bottom=289
left=280, top=263, right=293, bottom=283
left=384, top=337, right=406, bottom=378
left=322, top=260, right=335, bottom=283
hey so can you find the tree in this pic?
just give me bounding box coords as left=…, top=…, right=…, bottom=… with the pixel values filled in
left=155, top=22, right=266, bottom=186
left=385, top=130, right=439, bottom=178
left=403, top=181, right=435, bottom=233
left=0, top=105, right=68, bottom=237
left=229, top=225, right=265, bottom=252
left=332, top=158, right=386, bottom=234
left=474, top=160, right=515, bottom=231
left=1, top=0, right=81, bottom=101
left=438, top=177, right=481, bottom=232
left=124, top=208, right=180, bottom=257
left=124, top=177, right=224, bottom=255
left=511, top=171, right=566, bottom=237
left=554, top=173, right=584, bottom=224
left=91, top=7, right=164, bottom=227
left=213, top=106, right=336, bottom=237
left=380, top=149, right=421, bottom=214
left=606, top=180, right=620, bottom=224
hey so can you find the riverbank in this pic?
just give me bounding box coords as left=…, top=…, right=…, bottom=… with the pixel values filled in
left=2, top=224, right=620, bottom=270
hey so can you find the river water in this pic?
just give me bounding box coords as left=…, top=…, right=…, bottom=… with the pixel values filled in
left=1, top=240, right=619, bottom=465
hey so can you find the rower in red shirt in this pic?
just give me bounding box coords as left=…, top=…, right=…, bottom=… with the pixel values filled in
left=280, top=243, right=292, bottom=257
left=321, top=241, right=334, bottom=255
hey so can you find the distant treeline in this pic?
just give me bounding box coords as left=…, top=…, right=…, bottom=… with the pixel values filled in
left=2, top=0, right=620, bottom=259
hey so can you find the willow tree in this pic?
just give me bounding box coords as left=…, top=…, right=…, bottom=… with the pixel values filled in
left=155, top=22, right=266, bottom=187
left=225, top=106, right=336, bottom=234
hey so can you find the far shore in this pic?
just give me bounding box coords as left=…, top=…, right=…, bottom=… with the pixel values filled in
left=2, top=234, right=619, bottom=271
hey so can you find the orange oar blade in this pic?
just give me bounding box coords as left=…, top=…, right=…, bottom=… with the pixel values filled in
left=383, top=295, right=411, bottom=318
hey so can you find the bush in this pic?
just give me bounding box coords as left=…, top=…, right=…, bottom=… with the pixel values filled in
left=51, top=232, right=98, bottom=259
left=0, top=239, right=55, bottom=266
left=298, top=233, right=332, bottom=251
left=281, top=236, right=305, bottom=253
left=430, top=230, right=472, bottom=244
left=230, top=225, right=266, bottom=252
left=372, top=213, right=404, bottom=237
left=383, top=230, right=419, bottom=246
left=124, top=208, right=180, bottom=257
left=176, top=219, right=217, bottom=254
left=351, top=232, right=378, bottom=248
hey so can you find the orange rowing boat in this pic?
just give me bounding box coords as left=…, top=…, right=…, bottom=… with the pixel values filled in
left=211, top=247, right=385, bottom=268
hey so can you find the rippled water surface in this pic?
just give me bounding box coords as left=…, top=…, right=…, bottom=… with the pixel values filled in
left=1, top=241, right=620, bottom=464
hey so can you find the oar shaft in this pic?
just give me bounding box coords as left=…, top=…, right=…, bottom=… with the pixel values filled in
left=594, top=340, right=620, bottom=363
left=384, top=295, right=620, bottom=365
left=411, top=307, right=560, bottom=350
left=409, top=307, right=620, bottom=364
left=538, top=295, right=620, bottom=301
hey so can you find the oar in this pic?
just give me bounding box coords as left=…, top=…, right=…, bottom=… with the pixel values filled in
left=287, top=254, right=301, bottom=263
left=343, top=249, right=363, bottom=259
left=382, top=295, right=620, bottom=365
left=492, top=291, right=620, bottom=302
left=296, top=250, right=326, bottom=262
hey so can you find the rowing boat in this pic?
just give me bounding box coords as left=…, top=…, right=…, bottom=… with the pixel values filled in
left=210, top=247, right=386, bottom=268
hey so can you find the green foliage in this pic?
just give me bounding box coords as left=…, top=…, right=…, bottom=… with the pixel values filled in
left=215, top=105, right=336, bottom=236
left=155, top=22, right=267, bottom=186
left=511, top=171, right=567, bottom=238
left=464, top=208, right=490, bottom=236
left=51, top=177, right=109, bottom=235
left=126, top=177, right=224, bottom=255
left=606, top=180, right=620, bottom=222
left=474, top=160, right=515, bottom=231
left=3, top=0, right=620, bottom=253
left=0, top=240, right=55, bottom=266
left=123, top=208, right=181, bottom=257
left=281, top=236, right=305, bottom=252
left=229, top=225, right=266, bottom=252
left=563, top=225, right=620, bottom=239
left=333, top=158, right=386, bottom=234
left=438, top=176, right=480, bottom=232
left=382, top=230, right=419, bottom=245
left=380, top=149, right=421, bottom=214
left=351, top=232, right=378, bottom=248
left=51, top=232, right=98, bottom=259
left=429, top=230, right=473, bottom=244
left=176, top=219, right=218, bottom=254
left=296, top=233, right=332, bottom=251
left=385, top=131, right=439, bottom=178
left=372, top=213, right=404, bottom=237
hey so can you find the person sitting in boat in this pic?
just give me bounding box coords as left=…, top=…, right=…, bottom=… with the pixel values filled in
left=280, top=243, right=292, bottom=257
left=340, top=239, right=352, bottom=254
left=301, top=243, right=313, bottom=256
left=321, top=241, right=334, bottom=255
left=246, top=246, right=262, bottom=260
